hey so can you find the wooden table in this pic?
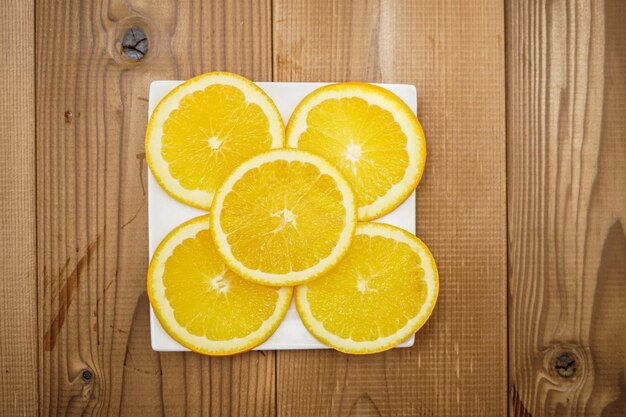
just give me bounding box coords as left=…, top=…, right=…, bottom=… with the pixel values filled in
left=2, top=0, right=624, bottom=416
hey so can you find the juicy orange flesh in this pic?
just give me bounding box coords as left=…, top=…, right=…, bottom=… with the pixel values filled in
left=304, top=234, right=426, bottom=342
left=161, top=84, right=273, bottom=192
left=297, top=97, right=409, bottom=207
left=220, top=160, right=347, bottom=274
left=162, top=229, right=279, bottom=340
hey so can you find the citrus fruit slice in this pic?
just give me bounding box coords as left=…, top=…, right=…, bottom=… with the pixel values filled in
left=210, top=149, right=357, bottom=286
left=286, top=82, right=426, bottom=221
left=295, top=222, right=438, bottom=354
left=146, top=72, right=284, bottom=210
left=148, top=215, right=292, bottom=355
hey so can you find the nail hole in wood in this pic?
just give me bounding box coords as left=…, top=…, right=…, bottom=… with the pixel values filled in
left=122, top=27, right=148, bottom=60
left=82, top=369, right=93, bottom=381
left=555, top=352, right=577, bottom=378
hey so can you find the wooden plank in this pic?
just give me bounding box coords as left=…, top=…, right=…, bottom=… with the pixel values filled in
left=507, top=0, right=626, bottom=415
left=273, top=1, right=507, bottom=415
left=0, top=1, right=37, bottom=416
left=36, top=0, right=274, bottom=415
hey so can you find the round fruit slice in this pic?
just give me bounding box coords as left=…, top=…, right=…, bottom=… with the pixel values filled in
left=148, top=215, right=292, bottom=355
left=286, top=82, right=426, bottom=221
left=146, top=72, right=284, bottom=210
left=295, top=222, right=438, bottom=354
left=210, top=149, right=357, bottom=286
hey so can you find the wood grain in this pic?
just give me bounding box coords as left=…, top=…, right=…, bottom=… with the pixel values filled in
left=273, top=1, right=508, bottom=416
left=507, top=0, right=626, bottom=415
left=0, top=1, right=37, bottom=416
left=36, top=0, right=274, bottom=415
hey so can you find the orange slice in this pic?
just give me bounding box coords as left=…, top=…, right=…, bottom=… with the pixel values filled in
left=148, top=215, right=292, bottom=355
left=210, top=149, right=357, bottom=286
left=287, top=82, right=425, bottom=220
left=295, top=222, right=438, bottom=354
left=146, top=72, right=284, bottom=210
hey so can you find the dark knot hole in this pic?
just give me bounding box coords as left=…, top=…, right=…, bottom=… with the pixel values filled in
left=554, top=352, right=577, bottom=378
left=82, top=369, right=93, bottom=381
left=122, top=27, right=149, bottom=60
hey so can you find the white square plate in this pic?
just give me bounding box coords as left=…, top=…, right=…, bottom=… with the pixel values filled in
left=149, top=80, right=418, bottom=351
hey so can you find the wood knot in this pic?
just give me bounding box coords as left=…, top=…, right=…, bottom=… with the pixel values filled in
left=81, top=369, right=93, bottom=382
left=121, top=27, right=148, bottom=60
left=542, top=343, right=590, bottom=385
left=64, top=111, right=73, bottom=123
left=554, top=352, right=577, bottom=378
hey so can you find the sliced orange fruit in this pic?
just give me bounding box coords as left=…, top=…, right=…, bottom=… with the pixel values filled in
left=295, top=222, right=438, bottom=354
left=148, top=215, right=292, bottom=355
left=210, top=149, right=357, bottom=287
left=146, top=72, right=284, bottom=210
left=286, top=82, right=425, bottom=220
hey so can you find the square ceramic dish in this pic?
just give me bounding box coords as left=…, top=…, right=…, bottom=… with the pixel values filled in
left=149, top=80, right=418, bottom=351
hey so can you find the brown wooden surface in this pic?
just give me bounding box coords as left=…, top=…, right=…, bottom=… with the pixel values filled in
left=36, top=0, right=274, bottom=416
left=0, top=0, right=624, bottom=415
left=507, top=0, right=626, bottom=416
left=272, top=0, right=508, bottom=416
left=0, top=1, right=38, bottom=416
